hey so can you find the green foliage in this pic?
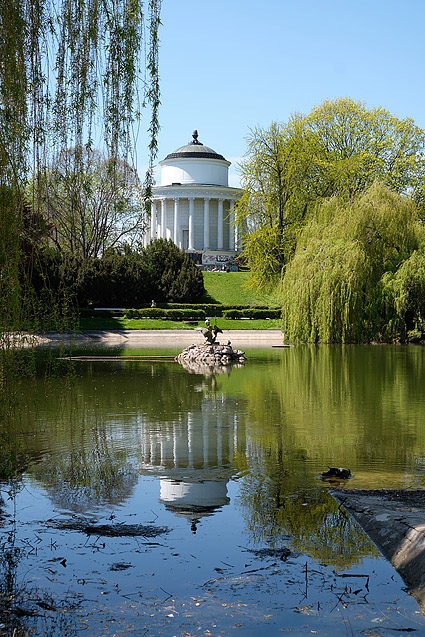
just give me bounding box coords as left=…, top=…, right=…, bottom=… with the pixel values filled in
left=30, top=240, right=206, bottom=307
left=238, top=98, right=425, bottom=290
left=0, top=0, right=161, bottom=332
left=122, top=302, right=273, bottom=316
left=280, top=183, right=425, bottom=343
left=241, top=226, right=298, bottom=291
left=30, top=248, right=150, bottom=307
left=0, top=0, right=161, bottom=497
left=381, top=248, right=425, bottom=336
left=222, top=308, right=281, bottom=319
left=124, top=308, right=206, bottom=320
left=124, top=307, right=279, bottom=321
left=237, top=118, right=314, bottom=286
left=142, top=239, right=205, bottom=303
left=305, top=98, right=425, bottom=197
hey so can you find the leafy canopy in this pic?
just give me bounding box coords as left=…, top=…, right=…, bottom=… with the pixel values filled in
left=279, top=183, right=425, bottom=343
left=237, top=98, right=425, bottom=290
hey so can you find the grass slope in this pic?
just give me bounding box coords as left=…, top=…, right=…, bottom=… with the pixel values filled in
left=201, top=271, right=278, bottom=306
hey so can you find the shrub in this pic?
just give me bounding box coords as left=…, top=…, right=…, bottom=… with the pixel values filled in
left=223, top=308, right=281, bottom=319
left=142, top=239, right=205, bottom=303
left=28, top=239, right=206, bottom=308
left=123, top=308, right=206, bottom=320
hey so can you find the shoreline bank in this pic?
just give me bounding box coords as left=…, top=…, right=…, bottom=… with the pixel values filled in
left=36, top=329, right=285, bottom=347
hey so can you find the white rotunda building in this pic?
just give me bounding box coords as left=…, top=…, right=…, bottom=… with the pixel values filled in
left=145, top=130, right=243, bottom=268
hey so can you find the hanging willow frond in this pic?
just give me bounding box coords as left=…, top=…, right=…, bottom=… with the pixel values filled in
left=279, top=183, right=425, bottom=343
left=0, top=0, right=161, bottom=335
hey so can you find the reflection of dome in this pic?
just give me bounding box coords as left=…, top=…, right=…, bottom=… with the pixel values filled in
left=160, top=478, right=230, bottom=534
left=160, top=478, right=229, bottom=508
left=138, top=404, right=242, bottom=531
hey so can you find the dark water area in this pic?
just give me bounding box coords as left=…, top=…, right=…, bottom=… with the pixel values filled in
left=2, top=343, right=425, bottom=635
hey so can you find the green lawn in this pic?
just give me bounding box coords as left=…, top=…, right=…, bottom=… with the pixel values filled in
left=201, top=271, right=278, bottom=306
left=78, top=317, right=282, bottom=331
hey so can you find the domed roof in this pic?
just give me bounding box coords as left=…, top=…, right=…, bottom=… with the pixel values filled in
left=163, top=130, right=226, bottom=161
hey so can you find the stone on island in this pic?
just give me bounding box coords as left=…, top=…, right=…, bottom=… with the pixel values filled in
left=176, top=343, right=246, bottom=372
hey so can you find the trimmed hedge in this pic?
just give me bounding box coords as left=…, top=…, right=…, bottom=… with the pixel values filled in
left=222, top=308, right=282, bottom=319
left=79, top=308, right=119, bottom=318
left=124, top=308, right=206, bottom=320
left=122, top=303, right=275, bottom=316
left=80, top=305, right=281, bottom=320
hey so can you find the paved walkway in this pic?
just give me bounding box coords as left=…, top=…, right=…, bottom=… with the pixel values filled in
left=40, top=329, right=285, bottom=347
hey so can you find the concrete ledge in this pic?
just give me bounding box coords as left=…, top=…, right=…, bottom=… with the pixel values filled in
left=331, top=488, right=425, bottom=613
left=40, top=329, right=285, bottom=347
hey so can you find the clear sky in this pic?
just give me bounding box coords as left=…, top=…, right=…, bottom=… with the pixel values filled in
left=138, top=0, right=425, bottom=187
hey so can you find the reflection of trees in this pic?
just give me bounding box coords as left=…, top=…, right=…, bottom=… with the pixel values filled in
left=0, top=524, right=29, bottom=634
left=224, top=346, right=425, bottom=485
left=30, top=421, right=138, bottom=512
left=17, top=360, right=210, bottom=512
left=0, top=491, right=81, bottom=634
left=235, top=433, right=377, bottom=567
left=217, top=346, right=425, bottom=566
left=237, top=476, right=377, bottom=568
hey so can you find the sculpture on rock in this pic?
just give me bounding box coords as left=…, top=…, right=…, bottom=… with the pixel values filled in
left=197, top=318, right=223, bottom=344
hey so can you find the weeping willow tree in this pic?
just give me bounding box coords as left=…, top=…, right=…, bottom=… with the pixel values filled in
left=0, top=0, right=161, bottom=463
left=0, top=0, right=161, bottom=334
left=280, top=183, right=425, bottom=343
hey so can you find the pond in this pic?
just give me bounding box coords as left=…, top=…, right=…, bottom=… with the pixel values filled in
left=2, top=341, right=425, bottom=635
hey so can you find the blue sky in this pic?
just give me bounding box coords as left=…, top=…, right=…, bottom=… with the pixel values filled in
left=139, top=0, right=425, bottom=187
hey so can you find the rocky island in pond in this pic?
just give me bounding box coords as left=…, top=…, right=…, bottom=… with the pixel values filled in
left=176, top=342, right=247, bottom=374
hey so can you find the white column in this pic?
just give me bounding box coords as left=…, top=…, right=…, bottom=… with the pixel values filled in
left=173, top=197, right=180, bottom=245
left=229, top=201, right=235, bottom=251
left=203, top=409, right=209, bottom=468
left=217, top=198, right=224, bottom=250
left=187, top=412, right=193, bottom=469
left=188, top=197, right=195, bottom=250
left=150, top=200, right=157, bottom=241
left=216, top=410, right=222, bottom=466
left=160, top=198, right=166, bottom=239
left=173, top=423, right=178, bottom=468
left=203, top=197, right=210, bottom=249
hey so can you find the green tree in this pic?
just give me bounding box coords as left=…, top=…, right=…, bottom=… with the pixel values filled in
left=0, top=0, right=161, bottom=459
left=237, top=98, right=425, bottom=290
left=35, top=147, right=146, bottom=259
left=237, top=118, right=317, bottom=289
left=143, top=239, right=206, bottom=303
left=305, top=98, right=425, bottom=197
left=280, top=183, right=425, bottom=343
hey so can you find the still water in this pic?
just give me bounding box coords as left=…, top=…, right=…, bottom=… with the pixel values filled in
left=2, top=343, right=425, bottom=635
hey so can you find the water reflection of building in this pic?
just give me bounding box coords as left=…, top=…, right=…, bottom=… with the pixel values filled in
left=139, top=397, right=243, bottom=532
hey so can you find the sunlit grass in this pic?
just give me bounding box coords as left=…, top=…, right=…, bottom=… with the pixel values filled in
left=202, top=271, right=278, bottom=306
left=78, top=317, right=282, bottom=331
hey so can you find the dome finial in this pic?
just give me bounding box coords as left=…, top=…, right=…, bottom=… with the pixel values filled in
left=191, top=129, right=200, bottom=144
